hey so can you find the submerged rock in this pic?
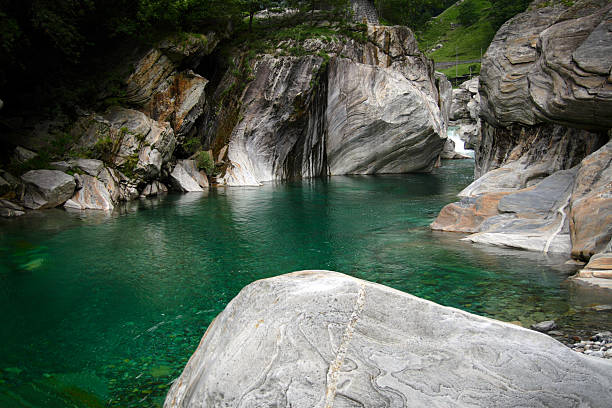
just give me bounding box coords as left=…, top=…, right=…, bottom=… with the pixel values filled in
left=21, top=170, right=75, bottom=210
left=165, top=271, right=612, bottom=407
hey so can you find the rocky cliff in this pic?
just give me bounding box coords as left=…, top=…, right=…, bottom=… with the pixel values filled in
left=433, top=0, right=612, bottom=264
left=165, top=271, right=612, bottom=407
left=221, top=25, right=448, bottom=186
left=1, top=18, right=449, bottom=213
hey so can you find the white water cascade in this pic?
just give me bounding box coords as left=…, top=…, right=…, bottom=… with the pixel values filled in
left=447, top=126, right=474, bottom=158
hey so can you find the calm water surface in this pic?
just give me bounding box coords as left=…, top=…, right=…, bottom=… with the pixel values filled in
left=1, top=160, right=611, bottom=407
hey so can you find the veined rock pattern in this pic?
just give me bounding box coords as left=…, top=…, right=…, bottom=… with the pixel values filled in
left=165, top=271, right=612, bottom=407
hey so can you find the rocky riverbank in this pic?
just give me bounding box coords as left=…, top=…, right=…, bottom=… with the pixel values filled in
left=1, top=13, right=452, bottom=215
left=432, top=0, right=612, bottom=289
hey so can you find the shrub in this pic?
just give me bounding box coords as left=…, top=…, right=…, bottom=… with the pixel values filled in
left=196, top=150, right=215, bottom=175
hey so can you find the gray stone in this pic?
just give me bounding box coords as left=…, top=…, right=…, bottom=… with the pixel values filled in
left=0, top=199, right=25, bottom=217
left=165, top=271, right=612, bottom=407
left=49, top=161, right=72, bottom=172
left=21, top=170, right=75, bottom=209
left=64, top=175, right=114, bottom=211
left=14, top=146, right=38, bottom=163
left=530, top=320, right=557, bottom=332
left=326, top=58, right=444, bottom=175
left=479, top=1, right=612, bottom=130
left=70, top=158, right=104, bottom=177
left=170, top=160, right=208, bottom=192
left=141, top=181, right=168, bottom=197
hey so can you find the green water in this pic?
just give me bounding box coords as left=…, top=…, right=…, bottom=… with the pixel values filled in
left=1, top=160, right=611, bottom=407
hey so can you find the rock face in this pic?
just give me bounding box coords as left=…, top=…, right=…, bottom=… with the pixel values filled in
left=479, top=0, right=612, bottom=130
left=165, top=271, right=612, bottom=407
left=433, top=0, right=612, bottom=262
left=221, top=25, right=447, bottom=186
left=170, top=160, right=208, bottom=192
left=326, top=58, right=444, bottom=174
left=21, top=170, right=75, bottom=210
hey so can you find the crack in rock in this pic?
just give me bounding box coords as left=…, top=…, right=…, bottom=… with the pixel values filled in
left=324, top=282, right=367, bottom=408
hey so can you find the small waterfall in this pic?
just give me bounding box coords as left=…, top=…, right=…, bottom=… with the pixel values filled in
left=448, top=126, right=474, bottom=158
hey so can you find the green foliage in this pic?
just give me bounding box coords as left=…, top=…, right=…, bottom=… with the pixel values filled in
left=438, top=62, right=480, bottom=81
left=375, top=0, right=457, bottom=30
left=489, top=0, right=530, bottom=29
left=418, top=0, right=495, bottom=63
left=121, top=153, right=140, bottom=179
left=183, top=135, right=202, bottom=155
left=195, top=151, right=215, bottom=175
left=93, top=136, right=115, bottom=162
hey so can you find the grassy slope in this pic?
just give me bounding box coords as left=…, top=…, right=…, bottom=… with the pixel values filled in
left=417, top=0, right=496, bottom=63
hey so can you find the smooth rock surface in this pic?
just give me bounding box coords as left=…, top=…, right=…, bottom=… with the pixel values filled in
left=21, top=170, right=75, bottom=210
left=326, top=58, right=444, bottom=175
left=64, top=175, right=114, bottom=211
left=165, top=271, right=612, bottom=407
left=170, top=160, right=208, bottom=192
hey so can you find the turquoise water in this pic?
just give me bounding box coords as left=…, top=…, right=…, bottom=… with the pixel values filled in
left=1, top=160, right=611, bottom=407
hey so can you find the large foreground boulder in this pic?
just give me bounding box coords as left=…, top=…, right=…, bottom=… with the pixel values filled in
left=21, top=170, right=75, bottom=209
left=165, top=271, right=612, bottom=407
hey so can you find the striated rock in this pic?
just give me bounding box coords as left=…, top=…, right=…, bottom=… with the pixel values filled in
left=170, top=160, right=208, bottom=192
left=431, top=192, right=511, bottom=233
left=64, top=175, right=114, bottom=211
left=222, top=54, right=328, bottom=186
left=144, top=70, right=208, bottom=139
left=434, top=169, right=578, bottom=254
left=165, top=271, right=612, bottom=407
left=21, top=170, right=75, bottom=209
left=125, top=33, right=218, bottom=138
left=471, top=122, right=606, bottom=191
left=326, top=58, right=444, bottom=175
left=569, top=140, right=612, bottom=260
left=480, top=0, right=612, bottom=130
left=222, top=52, right=445, bottom=185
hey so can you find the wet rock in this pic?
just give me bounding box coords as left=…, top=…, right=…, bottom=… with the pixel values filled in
left=531, top=320, right=557, bottom=332
left=431, top=192, right=510, bottom=233
left=170, top=160, right=208, bottom=192
left=165, top=271, right=612, bottom=407
left=21, top=170, right=75, bottom=209
left=64, top=175, right=114, bottom=211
